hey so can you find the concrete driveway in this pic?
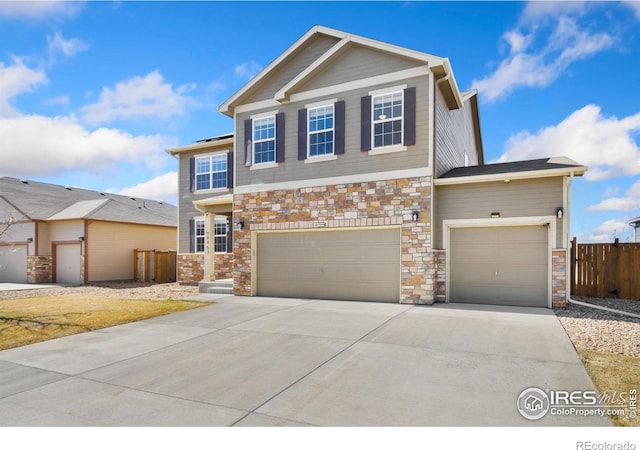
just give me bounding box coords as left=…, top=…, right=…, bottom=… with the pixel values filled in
left=0, top=296, right=609, bottom=426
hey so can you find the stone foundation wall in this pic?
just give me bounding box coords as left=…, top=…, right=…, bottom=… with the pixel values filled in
left=214, top=252, right=233, bottom=280
left=233, top=176, right=434, bottom=304
left=552, top=249, right=567, bottom=308
left=27, top=256, right=52, bottom=283
left=177, top=253, right=204, bottom=284
left=433, top=249, right=446, bottom=302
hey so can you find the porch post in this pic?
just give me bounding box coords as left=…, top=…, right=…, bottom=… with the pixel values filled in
left=202, top=212, right=215, bottom=282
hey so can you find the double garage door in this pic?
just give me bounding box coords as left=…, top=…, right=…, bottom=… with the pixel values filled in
left=449, top=225, right=549, bottom=307
left=256, top=228, right=400, bottom=303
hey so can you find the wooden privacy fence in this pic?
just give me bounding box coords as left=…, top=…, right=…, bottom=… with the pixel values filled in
left=133, top=249, right=177, bottom=284
left=571, top=237, right=640, bottom=299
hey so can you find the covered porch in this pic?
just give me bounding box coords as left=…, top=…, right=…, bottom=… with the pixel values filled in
left=193, top=194, right=234, bottom=292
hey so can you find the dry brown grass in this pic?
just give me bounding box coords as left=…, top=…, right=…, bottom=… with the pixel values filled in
left=579, top=350, right=640, bottom=427
left=0, top=295, right=208, bottom=351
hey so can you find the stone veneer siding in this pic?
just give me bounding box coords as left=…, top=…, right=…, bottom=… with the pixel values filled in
left=177, top=253, right=232, bottom=283
left=177, top=253, right=204, bottom=284
left=233, top=176, right=434, bottom=304
left=433, top=249, right=446, bottom=302
left=214, top=252, right=234, bottom=280
left=27, top=256, right=52, bottom=283
left=552, top=249, right=568, bottom=308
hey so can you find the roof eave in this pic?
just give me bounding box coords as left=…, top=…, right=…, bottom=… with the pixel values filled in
left=166, top=137, right=234, bottom=156
left=434, top=166, right=588, bottom=186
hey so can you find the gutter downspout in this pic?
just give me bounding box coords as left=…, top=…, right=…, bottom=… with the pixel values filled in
left=566, top=171, right=575, bottom=303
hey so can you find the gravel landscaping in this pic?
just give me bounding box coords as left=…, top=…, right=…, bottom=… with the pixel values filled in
left=0, top=282, right=200, bottom=301
left=555, top=297, right=640, bottom=358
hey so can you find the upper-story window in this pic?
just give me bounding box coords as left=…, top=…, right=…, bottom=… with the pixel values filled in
left=372, top=91, right=403, bottom=148
left=308, top=104, right=334, bottom=157
left=195, top=154, right=227, bottom=191
left=253, top=116, right=276, bottom=164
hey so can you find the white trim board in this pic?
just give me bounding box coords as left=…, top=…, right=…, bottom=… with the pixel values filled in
left=234, top=167, right=430, bottom=194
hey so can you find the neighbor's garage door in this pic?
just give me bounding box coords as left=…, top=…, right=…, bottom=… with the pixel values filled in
left=55, top=243, right=82, bottom=284
left=0, top=244, right=28, bottom=283
left=450, top=226, right=548, bottom=307
left=257, top=228, right=400, bottom=302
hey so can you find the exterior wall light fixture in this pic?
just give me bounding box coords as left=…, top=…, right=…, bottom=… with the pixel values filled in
left=490, top=212, right=501, bottom=218
left=79, top=236, right=84, bottom=241
left=235, top=219, right=245, bottom=231
left=556, top=207, right=563, bottom=219
left=412, top=211, right=419, bottom=221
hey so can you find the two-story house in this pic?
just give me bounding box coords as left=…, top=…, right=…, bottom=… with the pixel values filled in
left=170, top=26, right=586, bottom=308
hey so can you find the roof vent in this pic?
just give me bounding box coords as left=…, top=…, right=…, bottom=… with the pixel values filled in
left=100, top=192, right=106, bottom=196
left=130, top=197, right=136, bottom=201
left=20, top=179, right=28, bottom=184
left=65, top=186, right=72, bottom=191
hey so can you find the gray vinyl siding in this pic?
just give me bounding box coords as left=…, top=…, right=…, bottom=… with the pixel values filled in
left=434, top=177, right=564, bottom=248
left=235, top=74, right=430, bottom=187
left=298, top=44, right=424, bottom=92
left=177, top=150, right=232, bottom=253
left=243, top=34, right=341, bottom=104
left=434, top=88, right=479, bottom=177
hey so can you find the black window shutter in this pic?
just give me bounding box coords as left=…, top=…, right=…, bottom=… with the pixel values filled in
left=189, top=157, right=196, bottom=192
left=226, top=218, right=233, bottom=253
left=298, top=108, right=307, bottom=160
left=361, top=95, right=371, bottom=151
left=226, top=152, right=233, bottom=189
left=244, top=119, right=252, bottom=166
left=188, top=218, right=195, bottom=253
left=334, top=100, right=345, bottom=155
left=275, top=112, right=285, bottom=163
left=404, top=87, right=416, bottom=146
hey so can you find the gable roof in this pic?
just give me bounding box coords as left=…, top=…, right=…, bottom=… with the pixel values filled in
left=435, top=157, right=587, bottom=185
left=0, top=177, right=176, bottom=227
left=218, top=25, right=464, bottom=116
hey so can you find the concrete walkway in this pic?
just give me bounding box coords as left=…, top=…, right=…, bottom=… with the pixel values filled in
left=0, top=296, right=610, bottom=426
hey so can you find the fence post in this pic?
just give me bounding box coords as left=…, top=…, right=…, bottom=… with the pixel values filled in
left=570, top=237, right=577, bottom=295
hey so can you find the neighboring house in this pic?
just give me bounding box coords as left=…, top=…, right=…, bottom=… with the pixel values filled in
left=630, top=217, right=640, bottom=242
left=0, top=177, right=176, bottom=284
left=170, top=25, right=586, bottom=308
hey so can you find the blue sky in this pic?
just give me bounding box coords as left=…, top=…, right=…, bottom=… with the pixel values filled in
left=1, top=1, right=640, bottom=242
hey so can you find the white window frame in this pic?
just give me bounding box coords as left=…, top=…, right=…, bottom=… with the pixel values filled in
left=214, top=217, right=228, bottom=254
left=195, top=153, right=228, bottom=192
left=252, top=114, right=276, bottom=166
left=371, top=89, right=404, bottom=150
left=194, top=217, right=205, bottom=253
left=307, top=103, right=335, bottom=159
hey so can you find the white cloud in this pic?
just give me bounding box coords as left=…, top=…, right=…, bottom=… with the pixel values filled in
left=0, top=1, right=83, bottom=21
left=234, top=61, right=262, bottom=80
left=0, top=114, right=170, bottom=178
left=81, top=71, right=195, bottom=125
left=472, top=16, right=614, bottom=102
left=520, top=1, right=589, bottom=23
left=47, top=32, right=89, bottom=60
left=622, top=0, right=640, bottom=19
left=495, top=105, right=640, bottom=181
left=586, top=217, right=634, bottom=243
left=0, top=58, right=48, bottom=117
left=588, top=180, right=640, bottom=212
left=114, top=172, right=178, bottom=204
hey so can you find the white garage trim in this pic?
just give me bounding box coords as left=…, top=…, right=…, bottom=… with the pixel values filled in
left=251, top=226, right=402, bottom=301
left=443, top=216, right=556, bottom=308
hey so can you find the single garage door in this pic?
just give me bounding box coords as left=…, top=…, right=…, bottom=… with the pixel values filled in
left=55, top=244, right=82, bottom=284
left=0, top=244, right=28, bottom=283
left=449, top=226, right=549, bottom=307
left=257, top=228, right=400, bottom=302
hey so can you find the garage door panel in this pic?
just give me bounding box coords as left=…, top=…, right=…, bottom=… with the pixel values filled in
left=56, top=244, right=81, bottom=284
left=0, top=245, right=28, bottom=283
left=450, top=225, right=548, bottom=308
left=257, top=229, right=400, bottom=303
